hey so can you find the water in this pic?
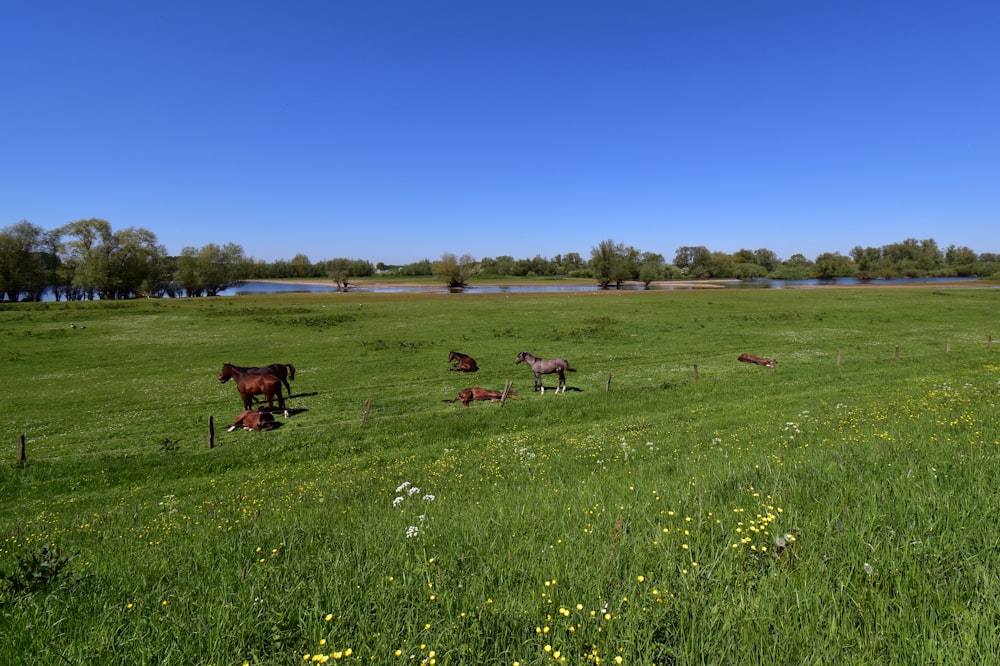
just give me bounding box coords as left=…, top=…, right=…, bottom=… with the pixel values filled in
left=20, top=276, right=988, bottom=302
left=221, top=276, right=984, bottom=296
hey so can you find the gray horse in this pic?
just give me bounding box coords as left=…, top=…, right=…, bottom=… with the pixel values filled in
left=515, top=351, right=576, bottom=393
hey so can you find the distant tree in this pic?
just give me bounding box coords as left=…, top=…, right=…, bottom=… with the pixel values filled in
left=673, top=246, right=712, bottom=277
left=174, top=242, right=249, bottom=296
left=291, top=254, right=312, bottom=277
left=812, top=252, right=854, bottom=279
left=0, top=220, right=52, bottom=301
left=850, top=246, right=884, bottom=279
left=752, top=248, right=780, bottom=273
left=399, top=259, right=433, bottom=276
left=638, top=252, right=665, bottom=287
left=590, top=239, right=630, bottom=289
left=944, top=244, right=977, bottom=267
left=324, top=258, right=374, bottom=291
left=433, top=252, right=476, bottom=288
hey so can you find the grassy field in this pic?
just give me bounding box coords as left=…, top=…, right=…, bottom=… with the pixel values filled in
left=1, top=286, right=999, bottom=664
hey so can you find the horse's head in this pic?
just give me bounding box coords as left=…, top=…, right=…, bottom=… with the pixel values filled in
left=219, top=363, right=233, bottom=383
left=515, top=352, right=528, bottom=364
left=448, top=351, right=459, bottom=362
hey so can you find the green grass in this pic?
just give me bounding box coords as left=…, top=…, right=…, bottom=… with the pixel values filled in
left=1, top=287, right=999, bottom=664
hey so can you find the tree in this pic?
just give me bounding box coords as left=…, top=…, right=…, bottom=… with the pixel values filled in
left=590, top=239, right=630, bottom=289
left=432, top=253, right=476, bottom=288
left=812, top=252, right=854, bottom=279
left=673, top=246, right=712, bottom=277
left=174, top=243, right=249, bottom=296
left=0, top=221, right=51, bottom=301
left=59, top=218, right=114, bottom=299
left=638, top=252, right=665, bottom=287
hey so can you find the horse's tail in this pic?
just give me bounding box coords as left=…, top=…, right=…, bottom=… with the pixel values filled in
left=566, top=362, right=577, bottom=372
left=286, top=363, right=296, bottom=380
left=442, top=398, right=460, bottom=403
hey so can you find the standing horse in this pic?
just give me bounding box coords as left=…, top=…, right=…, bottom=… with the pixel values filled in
left=219, top=363, right=287, bottom=413
left=447, top=351, right=479, bottom=372
left=515, top=351, right=576, bottom=393
left=228, top=363, right=296, bottom=395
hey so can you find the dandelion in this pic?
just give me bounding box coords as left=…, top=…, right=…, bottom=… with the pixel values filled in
left=325, top=614, right=333, bottom=621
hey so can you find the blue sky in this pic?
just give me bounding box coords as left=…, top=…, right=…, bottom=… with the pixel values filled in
left=2, top=1, right=997, bottom=265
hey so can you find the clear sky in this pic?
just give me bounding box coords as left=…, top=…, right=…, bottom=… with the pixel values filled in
left=2, top=1, right=997, bottom=266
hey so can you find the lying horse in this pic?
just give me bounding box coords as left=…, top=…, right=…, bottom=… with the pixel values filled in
left=448, top=351, right=479, bottom=372
left=443, top=387, right=515, bottom=407
left=738, top=353, right=777, bottom=368
left=219, top=363, right=287, bottom=413
left=516, top=351, right=576, bottom=393
left=227, top=407, right=276, bottom=432
left=227, top=362, right=296, bottom=395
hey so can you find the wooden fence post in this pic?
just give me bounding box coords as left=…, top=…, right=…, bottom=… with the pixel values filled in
left=693, top=364, right=699, bottom=383
left=946, top=338, right=951, bottom=354
left=989, top=335, right=993, bottom=349
left=208, top=416, right=215, bottom=449
left=17, top=434, right=26, bottom=464
left=837, top=348, right=842, bottom=367
left=362, top=398, right=372, bottom=426
left=500, top=380, right=513, bottom=406
left=606, top=372, right=612, bottom=392
left=894, top=345, right=900, bottom=361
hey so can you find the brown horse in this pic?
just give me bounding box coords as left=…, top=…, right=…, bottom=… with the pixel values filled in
left=443, top=387, right=515, bottom=407
left=227, top=407, right=277, bottom=432
left=219, top=363, right=287, bottom=412
left=738, top=353, right=777, bottom=368
left=515, top=351, right=576, bottom=393
left=227, top=363, right=296, bottom=395
left=448, top=351, right=479, bottom=372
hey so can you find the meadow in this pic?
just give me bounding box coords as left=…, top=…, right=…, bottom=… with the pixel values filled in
left=1, top=286, right=998, bottom=665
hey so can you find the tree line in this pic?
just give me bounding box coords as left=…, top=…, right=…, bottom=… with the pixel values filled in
left=2, top=219, right=997, bottom=301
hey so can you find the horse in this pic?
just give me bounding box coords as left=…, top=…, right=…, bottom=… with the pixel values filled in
left=447, top=351, right=479, bottom=372
left=443, top=387, right=515, bottom=407
left=227, top=407, right=277, bottom=432
left=515, top=351, right=576, bottom=393
left=226, top=363, right=296, bottom=395
left=218, top=363, right=287, bottom=413
left=737, top=353, right=777, bottom=368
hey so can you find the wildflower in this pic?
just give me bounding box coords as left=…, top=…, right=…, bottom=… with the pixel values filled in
left=325, top=614, right=333, bottom=621
left=406, top=526, right=420, bottom=538
left=396, top=482, right=411, bottom=492
left=422, top=494, right=435, bottom=502
left=393, top=497, right=405, bottom=507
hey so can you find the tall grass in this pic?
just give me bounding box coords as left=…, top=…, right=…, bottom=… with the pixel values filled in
left=1, top=287, right=998, bottom=664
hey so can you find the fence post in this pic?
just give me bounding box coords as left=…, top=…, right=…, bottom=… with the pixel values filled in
left=500, top=380, right=513, bottom=406
left=208, top=416, right=215, bottom=449
left=693, top=364, right=699, bottom=383
left=837, top=348, right=842, bottom=367
left=606, top=372, right=612, bottom=392
left=894, top=345, right=900, bottom=361
left=17, top=434, right=26, bottom=464
left=946, top=338, right=951, bottom=354
left=990, top=335, right=993, bottom=349
left=362, top=398, right=372, bottom=426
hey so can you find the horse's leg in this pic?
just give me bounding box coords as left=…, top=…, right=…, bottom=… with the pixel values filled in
left=556, top=369, right=565, bottom=393
left=241, top=390, right=252, bottom=410
left=276, top=386, right=288, bottom=417
left=534, top=372, right=542, bottom=392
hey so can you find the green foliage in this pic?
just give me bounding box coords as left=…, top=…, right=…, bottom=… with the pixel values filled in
left=1, top=287, right=999, bottom=663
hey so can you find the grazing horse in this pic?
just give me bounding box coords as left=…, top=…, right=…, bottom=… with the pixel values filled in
left=443, top=387, right=515, bottom=408
left=515, top=351, right=576, bottom=393
left=218, top=363, right=287, bottom=413
left=228, top=363, right=296, bottom=395
left=738, top=353, right=777, bottom=368
left=448, top=351, right=479, bottom=372
left=227, top=407, right=276, bottom=432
